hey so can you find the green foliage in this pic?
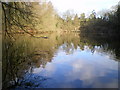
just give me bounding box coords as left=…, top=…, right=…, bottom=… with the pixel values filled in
left=73, top=14, right=80, bottom=29
left=2, top=2, right=35, bottom=36
left=79, top=13, right=86, bottom=28
left=89, top=10, right=96, bottom=19
left=79, top=2, right=120, bottom=36
left=58, top=11, right=80, bottom=31
left=32, top=2, right=57, bottom=31
left=80, top=13, right=85, bottom=20
left=2, top=1, right=120, bottom=35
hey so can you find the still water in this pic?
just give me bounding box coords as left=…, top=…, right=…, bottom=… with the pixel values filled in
left=3, top=32, right=119, bottom=88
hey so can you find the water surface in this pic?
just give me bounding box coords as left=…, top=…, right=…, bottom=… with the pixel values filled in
left=3, top=32, right=119, bottom=88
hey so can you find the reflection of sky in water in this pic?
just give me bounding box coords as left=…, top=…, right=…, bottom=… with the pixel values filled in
left=30, top=44, right=118, bottom=88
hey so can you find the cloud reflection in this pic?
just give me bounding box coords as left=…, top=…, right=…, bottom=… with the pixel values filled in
left=32, top=46, right=118, bottom=88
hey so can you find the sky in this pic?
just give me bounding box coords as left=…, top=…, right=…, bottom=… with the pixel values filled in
left=47, top=0, right=119, bottom=16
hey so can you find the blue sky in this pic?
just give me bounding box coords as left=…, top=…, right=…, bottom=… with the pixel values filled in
left=47, top=0, right=119, bottom=15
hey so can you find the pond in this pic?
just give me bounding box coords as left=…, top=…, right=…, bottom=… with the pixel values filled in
left=2, top=32, right=119, bottom=88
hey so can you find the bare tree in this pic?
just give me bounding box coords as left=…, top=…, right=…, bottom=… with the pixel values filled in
left=1, top=1, right=35, bottom=38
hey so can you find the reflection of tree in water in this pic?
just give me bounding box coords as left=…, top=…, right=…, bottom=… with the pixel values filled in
left=2, top=34, right=56, bottom=89
left=3, top=38, right=33, bottom=89
left=2, top=32, right=82, bottom=88
left=56, top=32, right=81, bottom=54
left=79, top=33, right=120, bottom=61
left=55, top=32, right=120, bottom=61
left=3, top=32, right=120, bottom=89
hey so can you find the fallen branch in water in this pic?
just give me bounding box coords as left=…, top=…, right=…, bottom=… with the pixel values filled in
left=32, top=35, right=48, bottom=39
left=33, top=36, right=48, bottom=39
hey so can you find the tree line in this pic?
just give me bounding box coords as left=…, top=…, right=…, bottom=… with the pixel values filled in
left=79, top=2, right=120, bottom=37
left=1, top=1, right=120, bottom=37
